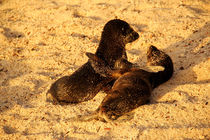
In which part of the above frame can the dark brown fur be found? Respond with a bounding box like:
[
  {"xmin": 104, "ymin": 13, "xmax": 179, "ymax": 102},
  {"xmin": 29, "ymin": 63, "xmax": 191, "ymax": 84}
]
[
  {"xmin": 46, "ymin": 19, "xmax": 139, "ymax": 104},
  {"xmin": 86, "ymin": 45, "xmax": 174, "ymax": 122}
]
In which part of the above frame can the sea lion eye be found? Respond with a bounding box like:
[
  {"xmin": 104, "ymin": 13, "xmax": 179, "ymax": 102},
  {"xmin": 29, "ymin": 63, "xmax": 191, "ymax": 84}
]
[{"xmin": 121, "ymin": 27, "xmax": 127, "ymax": 36}]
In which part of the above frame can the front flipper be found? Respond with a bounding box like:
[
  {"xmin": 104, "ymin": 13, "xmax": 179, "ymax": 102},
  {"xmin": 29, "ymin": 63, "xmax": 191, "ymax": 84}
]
[
  {"xmin": 86, "ymin": 52, "xmax": 113, "ymax": 77},
  {"xmin": 114, "ymin": 57, "xmax": 140, "ymax": 70},
  {"xmin": 86, "ymin": 52, "xmax": 136, "ymax": 79}
]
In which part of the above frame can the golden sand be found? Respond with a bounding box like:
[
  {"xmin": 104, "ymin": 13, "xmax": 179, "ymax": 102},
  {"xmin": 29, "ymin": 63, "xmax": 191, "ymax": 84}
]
[{"xmin": 0, "ymin": 0, "xmax": 209, "ymax": 139}]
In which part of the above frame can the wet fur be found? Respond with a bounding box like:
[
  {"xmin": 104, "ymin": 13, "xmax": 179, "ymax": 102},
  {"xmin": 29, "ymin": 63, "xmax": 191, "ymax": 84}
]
[
  {"xmin": 46, "ymin": 19, "xmax": 139, "ymax": 104},
  {"xmin": 86, "ymin": 45, "xmax": 174, "ymax": 122}
]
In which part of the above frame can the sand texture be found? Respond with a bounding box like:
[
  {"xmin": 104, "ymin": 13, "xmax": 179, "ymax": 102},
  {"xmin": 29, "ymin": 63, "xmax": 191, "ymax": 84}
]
[{"xmin": 0, "ymin": 0, "xmax": 210, "ymax": 139}]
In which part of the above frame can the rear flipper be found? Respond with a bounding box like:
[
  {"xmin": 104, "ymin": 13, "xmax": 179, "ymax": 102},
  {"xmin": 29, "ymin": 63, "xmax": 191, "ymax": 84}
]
[{"xmin": 67, "ymin": 110, "xmax": 99, "ymax": 122}]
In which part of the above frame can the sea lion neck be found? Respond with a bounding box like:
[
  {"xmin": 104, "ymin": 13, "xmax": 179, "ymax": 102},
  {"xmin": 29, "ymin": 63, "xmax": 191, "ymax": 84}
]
[
  {"xmin": 96, "ymin": 39, "xmax": 126, "ymax": 68},
  {"xmin": 149, "ymin": 55, "xmax": 174, "ymax": 89}
]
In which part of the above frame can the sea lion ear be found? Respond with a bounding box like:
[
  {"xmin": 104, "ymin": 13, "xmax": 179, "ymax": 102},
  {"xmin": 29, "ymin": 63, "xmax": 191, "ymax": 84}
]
[
  {"xmin": 147, "ymin": 45, "xmax": 158, "ymax": 52},
  {"xmin": 149, "ymin": 45, "xmax": 158, "ymax": 51},
  {"xmin": 147, "ymin": 45, "xmax": 158, "ymax": 57}
]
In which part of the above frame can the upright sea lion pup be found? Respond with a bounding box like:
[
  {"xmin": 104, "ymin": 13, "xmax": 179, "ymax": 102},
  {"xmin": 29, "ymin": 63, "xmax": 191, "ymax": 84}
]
[
  {"xmin": 86, "ymin": 45, "xmax": 174, "ymax": 122},
  {"xmin": 46, "ymin": 19, "xmax": 139, "ymax": 104}
]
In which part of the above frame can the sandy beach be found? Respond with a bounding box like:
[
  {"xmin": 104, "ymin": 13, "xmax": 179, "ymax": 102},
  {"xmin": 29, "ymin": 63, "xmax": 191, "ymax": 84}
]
[{"xmin": 0, "ymin": 0, "xmax": 209, "ymax": 139}]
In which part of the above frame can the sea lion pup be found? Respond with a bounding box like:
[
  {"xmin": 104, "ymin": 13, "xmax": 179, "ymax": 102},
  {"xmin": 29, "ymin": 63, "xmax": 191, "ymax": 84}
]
[
  {"xmin": 46, "ymin": 19, "xmax": 139, "ymax": 104},
  {"xmin": 79, "ymin": 45, "xmax": 174, "ymax": 122}
]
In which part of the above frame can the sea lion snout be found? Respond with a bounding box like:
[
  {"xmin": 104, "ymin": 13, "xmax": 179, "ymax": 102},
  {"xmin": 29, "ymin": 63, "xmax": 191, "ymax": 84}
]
[
  {"xmin": 46, "ymin": 91, "xmax": 59, "ymax": 105},
  {"xmin": 98, "ymin": 106, "xmax": 119, "ymax": 122},
  {"xmin": 131, "ymin": 31, "xmax": 139, "ymax": 41},
  {"xmin": 125, "ymin": 30, "xmax": 139, "ymax": 43}
]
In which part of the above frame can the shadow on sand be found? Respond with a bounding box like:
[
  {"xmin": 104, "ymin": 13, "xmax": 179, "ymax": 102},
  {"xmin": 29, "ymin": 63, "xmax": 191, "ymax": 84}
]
[{"xmin": 150, "ymin": 21, "xmax": 209, "ymax": 102}]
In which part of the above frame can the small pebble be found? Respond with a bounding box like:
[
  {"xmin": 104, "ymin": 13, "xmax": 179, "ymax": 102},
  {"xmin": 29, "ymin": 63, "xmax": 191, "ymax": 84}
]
[
  {"xmin": 179, "ymin": 66, "xmax": 184, "ymax": 70},
  {"xmin": 3, "ymin": 126, "xmax": 17, "ymax": 134}
]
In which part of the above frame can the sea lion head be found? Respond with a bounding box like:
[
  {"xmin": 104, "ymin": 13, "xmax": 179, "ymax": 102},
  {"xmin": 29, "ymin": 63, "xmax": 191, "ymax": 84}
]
[
  {"xmin": 147, "ymin": 45, "xmax": 170, "ymax": 66},
  {"xmin": 101, "ymin": 19, "xmax": 139, "ymax": 45},
  {"xmin": 98, "ymin": 91, "xmax": 132, "ymax": 122}
]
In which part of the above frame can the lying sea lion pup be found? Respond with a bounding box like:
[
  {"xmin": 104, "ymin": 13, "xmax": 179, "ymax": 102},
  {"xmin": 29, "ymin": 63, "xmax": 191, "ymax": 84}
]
[
  {"xmin": 83, "ymin": 45, "xmax": 174, "ymax": 122},
  {"xmin": 46, "ymin": 19, "xmax": 139, "ymax": 104}
]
